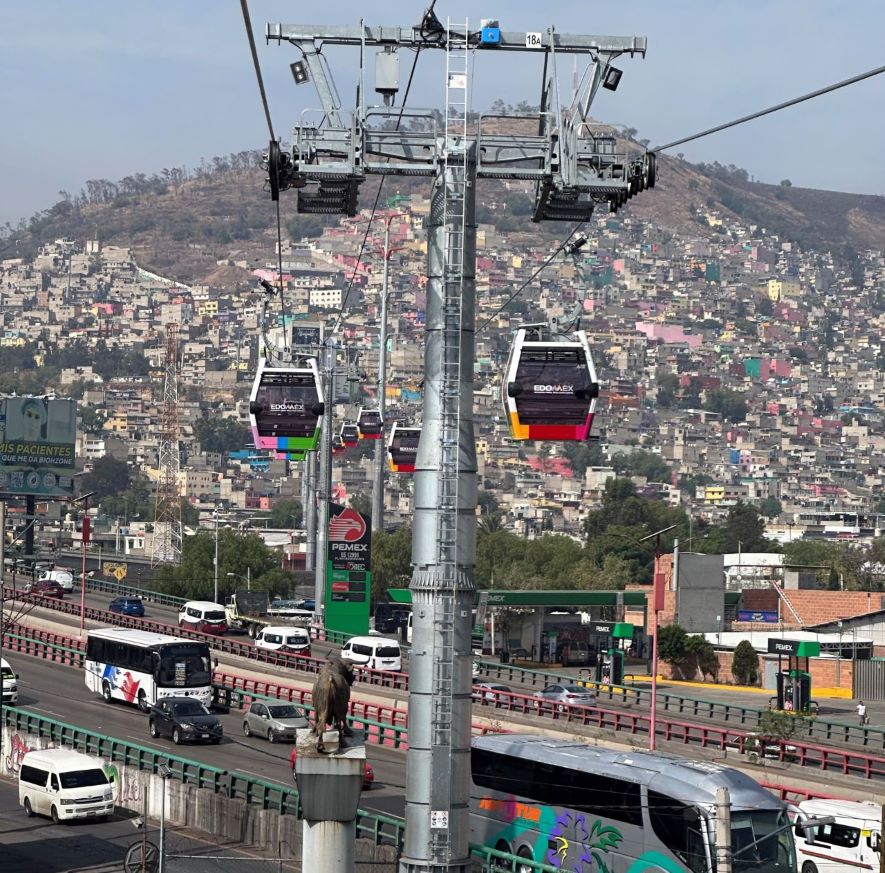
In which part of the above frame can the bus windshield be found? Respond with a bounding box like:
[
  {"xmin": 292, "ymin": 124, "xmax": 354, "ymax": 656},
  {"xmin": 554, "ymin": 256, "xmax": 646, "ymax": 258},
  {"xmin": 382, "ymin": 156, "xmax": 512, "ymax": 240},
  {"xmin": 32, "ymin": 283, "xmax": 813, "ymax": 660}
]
[
  {"xmin": 156, "ymin": 644, "xmax": 212, "ymax": 689},
  {"xmin": 731, "ymin": 810, "xmax": 795, "ymax": 873}
]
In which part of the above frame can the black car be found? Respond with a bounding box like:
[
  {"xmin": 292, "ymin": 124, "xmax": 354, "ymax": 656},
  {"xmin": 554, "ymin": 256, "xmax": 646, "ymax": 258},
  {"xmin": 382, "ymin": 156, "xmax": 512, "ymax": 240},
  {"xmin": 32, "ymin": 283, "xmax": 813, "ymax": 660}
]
[{"xmin": 149, "ymin": 697, "xmax": 222, "ymax": 745}]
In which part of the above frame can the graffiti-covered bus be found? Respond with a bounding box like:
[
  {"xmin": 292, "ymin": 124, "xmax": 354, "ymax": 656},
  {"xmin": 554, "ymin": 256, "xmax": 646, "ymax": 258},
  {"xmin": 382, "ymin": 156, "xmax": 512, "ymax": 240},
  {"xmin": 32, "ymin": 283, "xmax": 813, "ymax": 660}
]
[{"xmin": 471, "ymin": 734, "xmax": 796, "ymax": 873}]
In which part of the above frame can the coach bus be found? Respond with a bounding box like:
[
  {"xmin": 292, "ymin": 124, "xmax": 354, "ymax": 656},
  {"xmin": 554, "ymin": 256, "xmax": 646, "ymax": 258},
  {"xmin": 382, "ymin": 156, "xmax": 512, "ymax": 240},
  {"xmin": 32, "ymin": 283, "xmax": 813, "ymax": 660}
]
[
  {"xmin": 85, "ymin": 628, "xmax": 213, "ymax": 711},
  {"xmin": 471, "ymin": 734, "xmax": 796, "ymax": 873}
]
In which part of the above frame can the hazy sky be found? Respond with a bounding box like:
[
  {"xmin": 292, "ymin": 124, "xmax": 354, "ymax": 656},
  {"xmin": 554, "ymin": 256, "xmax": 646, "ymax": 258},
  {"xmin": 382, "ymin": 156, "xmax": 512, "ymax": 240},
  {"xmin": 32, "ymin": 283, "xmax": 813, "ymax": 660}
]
[{"xmin": 3, "ymin": 1, "xmax": 884, "ymax": 227}]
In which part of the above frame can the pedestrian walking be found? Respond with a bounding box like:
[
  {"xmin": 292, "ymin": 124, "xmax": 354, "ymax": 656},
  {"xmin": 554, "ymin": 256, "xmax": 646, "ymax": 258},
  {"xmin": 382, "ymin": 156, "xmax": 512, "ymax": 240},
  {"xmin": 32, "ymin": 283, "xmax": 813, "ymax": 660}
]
[{"xmin": 857, "ymin": 700, "xmax": 868, "ymax": 726}]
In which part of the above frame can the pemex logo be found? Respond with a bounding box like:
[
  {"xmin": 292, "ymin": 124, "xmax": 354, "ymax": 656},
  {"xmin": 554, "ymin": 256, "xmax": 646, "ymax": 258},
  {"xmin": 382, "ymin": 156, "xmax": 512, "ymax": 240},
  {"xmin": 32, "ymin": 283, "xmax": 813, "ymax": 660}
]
[{"xmin": 329, "ymin": 507, "xmax": 367, "ymax": 542}]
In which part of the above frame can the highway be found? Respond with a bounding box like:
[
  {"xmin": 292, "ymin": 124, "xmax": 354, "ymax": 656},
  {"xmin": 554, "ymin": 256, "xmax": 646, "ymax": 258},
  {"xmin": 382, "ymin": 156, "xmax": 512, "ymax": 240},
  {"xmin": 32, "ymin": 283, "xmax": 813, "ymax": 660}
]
[{"xmin": 3, "ymin": 652, "xmax": 408, "ymax": 821}]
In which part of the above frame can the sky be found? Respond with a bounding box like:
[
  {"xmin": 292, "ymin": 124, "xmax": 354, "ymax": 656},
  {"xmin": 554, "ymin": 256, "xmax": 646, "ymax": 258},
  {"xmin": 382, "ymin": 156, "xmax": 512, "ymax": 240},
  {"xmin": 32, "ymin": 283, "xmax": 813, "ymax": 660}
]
[{"xmin": 2, "ymin": 1, "xmax": 885, "ymax": 227}]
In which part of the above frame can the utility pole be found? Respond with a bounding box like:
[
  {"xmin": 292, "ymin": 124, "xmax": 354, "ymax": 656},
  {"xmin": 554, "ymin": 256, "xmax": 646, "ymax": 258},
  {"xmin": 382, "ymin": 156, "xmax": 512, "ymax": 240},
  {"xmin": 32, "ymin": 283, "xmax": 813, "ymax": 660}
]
[
  {"xmin": 314, "ymin": 340, "xmax": 336, "ymax": 623},
  {"xmin": 266, "ymin": 15, "xmax": 652, "ymax": 870},
  {"xmin": 715, "ymin": 786, "xmax": 732, "ymax": 873},
  {"xmin": 371, "ymin": 214, "xmax": 397, "ymax": 535}
]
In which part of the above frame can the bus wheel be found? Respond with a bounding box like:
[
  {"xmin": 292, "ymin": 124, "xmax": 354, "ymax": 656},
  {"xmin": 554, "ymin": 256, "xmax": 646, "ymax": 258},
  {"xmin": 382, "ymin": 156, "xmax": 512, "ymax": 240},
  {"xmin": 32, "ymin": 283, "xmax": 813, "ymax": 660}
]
[
  {"xmin": 492, "ymin": 841, "xmax": 512, "ymax": 872},
  {"xmin": 516, "ymin": 847, "xmax": 534, "ymax": 873},
  {"xmin": 137, "ymin": 691, "xmax": 149, "ymax": 712},
  {"xmin": 802, "ymin": 863, "xmax": 818, "ymax": 873},
  {"xmin": 102, "ymin": 682, "xmax": 113, "ymax": 704}
]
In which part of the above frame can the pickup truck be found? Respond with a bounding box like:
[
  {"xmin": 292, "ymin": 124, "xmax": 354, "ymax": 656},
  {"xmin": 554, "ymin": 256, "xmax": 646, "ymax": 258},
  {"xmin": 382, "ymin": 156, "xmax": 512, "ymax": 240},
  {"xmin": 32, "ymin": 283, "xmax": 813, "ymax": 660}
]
[{"xmin": 225, "ymin": 591, "xmax": 312, "ymax": 638}]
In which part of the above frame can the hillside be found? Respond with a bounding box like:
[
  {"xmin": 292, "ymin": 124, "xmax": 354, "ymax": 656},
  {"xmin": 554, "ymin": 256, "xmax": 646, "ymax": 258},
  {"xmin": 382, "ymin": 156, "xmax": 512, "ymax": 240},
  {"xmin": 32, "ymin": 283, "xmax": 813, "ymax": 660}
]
[{"xmin": 3, "ymin": 142, "xmax": 885, "ymax": 287}]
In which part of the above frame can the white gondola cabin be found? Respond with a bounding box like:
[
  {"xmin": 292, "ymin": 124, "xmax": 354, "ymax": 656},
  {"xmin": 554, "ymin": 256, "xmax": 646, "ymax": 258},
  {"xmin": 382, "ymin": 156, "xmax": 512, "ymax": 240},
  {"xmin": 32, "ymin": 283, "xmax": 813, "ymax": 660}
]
[
  {"xmin": 249, "ymin": 360, "xmax": 324, "ymax": 452},
  {"xmin": 503, "ymin": 329, "xmax": 600, "ymax": 440},
  {"xmin": 387, "ymin": 424, "xmax": 420, "ymax": 473},
  {"xmin": 357, "ymin": 407, "xmax": 383, "ymax": 440},
  {"xmin": 340, "ymin": 422, "xmax": 359, "ymax": 448}
]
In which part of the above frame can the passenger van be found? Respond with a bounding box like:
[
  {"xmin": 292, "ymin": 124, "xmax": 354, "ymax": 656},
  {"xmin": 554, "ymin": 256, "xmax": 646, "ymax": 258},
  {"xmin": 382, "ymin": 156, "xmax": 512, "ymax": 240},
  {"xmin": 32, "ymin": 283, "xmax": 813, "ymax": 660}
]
[
  {"xmin": 1, "ymin": 657, "xmax": 19, "ymax": 704},
  {"xmin": 794, "ymin": 798, "xmax": 881, "ymax": 873},
  {"xmin": 19, "ymin": 749, "xmax": 115, "ymax": 823},
  {"xmin": 254, "ymin": 625, "xmax": 311, "ymax": 656},
  {"xmin": 178, "ymin": 601, "xmax": 228, "ymax": 634},
  {"xmin": 340, "ymin": 636, "xmax": 402, "ymax": 671}
]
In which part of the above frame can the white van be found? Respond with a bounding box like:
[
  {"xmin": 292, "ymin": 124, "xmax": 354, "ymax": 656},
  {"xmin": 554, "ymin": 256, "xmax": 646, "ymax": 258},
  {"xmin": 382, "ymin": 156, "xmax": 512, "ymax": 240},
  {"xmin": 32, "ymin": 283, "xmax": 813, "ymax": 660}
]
[
  {"xmin": 1, "ymin": 657, "xmax": 18, "ymax": 704},
  {"xmin": 340, "ymin": 635, "xmax": 402, "ymax": 671},
  {"xmin": 254, "ymin": 626, "xmax": 311, "ymax": 656},
  {"xmin": 39, "ymin": 569, "xmax": 75, "ymax": 593},
  {"xmin": 794, "ymin": 798, "xmax": 882, "ymax": 873},
  {"xmin": 19, "ymin": 749, "xmax": 115, "ymax": 823},
  {"xmin": 178, "ymin": 600, "xmax": 228, "ymax": 635}
]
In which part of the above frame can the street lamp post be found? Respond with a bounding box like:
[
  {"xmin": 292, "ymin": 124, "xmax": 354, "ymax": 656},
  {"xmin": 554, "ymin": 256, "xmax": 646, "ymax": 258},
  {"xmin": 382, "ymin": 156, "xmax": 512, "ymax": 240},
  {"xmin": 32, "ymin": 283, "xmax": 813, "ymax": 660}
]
[
  {"xmin": 226, "ymin": 569, "xmax": 251, "ymax": 591},
  {"xmin": 213, "ymin": 507, "xmax": 219, "ymax": 605},
  {"xmin": 372, "ymin": 212, "xmax": 401, "ymax": 536},
  {"xmin": 158, "ymin": 763, "xmax": 173, "ymax": 873},
  {"xmin": 73, "ymin": 491, "xmax": 97, "ymax": 639},
  {"xmin": 637, "ymin": 524, "xmax": 678, "ymax": 754}
]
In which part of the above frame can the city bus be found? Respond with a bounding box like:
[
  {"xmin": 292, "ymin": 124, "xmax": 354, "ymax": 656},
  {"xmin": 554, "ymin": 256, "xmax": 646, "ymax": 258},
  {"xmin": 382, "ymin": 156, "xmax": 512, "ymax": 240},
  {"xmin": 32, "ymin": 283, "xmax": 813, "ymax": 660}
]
[
  {"xmin": 471, "ymin": 734, "xmax": 796, "ymax": 873},
  {"xmin": 85, "ymin": 628, "xmax": 213, "ymax": 711}
]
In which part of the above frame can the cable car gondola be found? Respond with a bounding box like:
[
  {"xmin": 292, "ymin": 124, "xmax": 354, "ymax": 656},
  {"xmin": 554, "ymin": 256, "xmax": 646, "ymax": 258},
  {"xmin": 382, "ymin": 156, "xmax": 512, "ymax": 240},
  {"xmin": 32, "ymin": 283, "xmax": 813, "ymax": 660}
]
[
  {"xmin": 387, "ymin": 423, "xmax": 421, "ymax": 473},
  {"xmin": 503, "ymin": 328, "xmax": 600, "ymax": 440},
  {"xmin": 249, "ymin": 359, "xmax": 324, "ymax": 453},
  {"xmin": 357, "ymin": 406, "xmax": 383, "ymax": 440},
  {"xmin": 331, "ymin": 434, "xmax": 345, "ymax": 456},
  {"xmin": 340, "ymin": 422, "xmax": 359, "ymax": 448}
]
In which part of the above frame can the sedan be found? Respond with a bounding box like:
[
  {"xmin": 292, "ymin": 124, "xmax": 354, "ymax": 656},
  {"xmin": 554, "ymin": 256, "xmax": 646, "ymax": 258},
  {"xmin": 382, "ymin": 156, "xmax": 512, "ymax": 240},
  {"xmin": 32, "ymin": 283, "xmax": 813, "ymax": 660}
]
[
  {"xmin": 149, "ymin": 697, "xmax": 223, "ymax": 745},
  {"xmin": 109, "ymin": 596, "xmax": 145, "ymax": 617},
  {"xmin": 472, "ymin": 682, "xmax": 512, "ymax": 704},
  {"xmin": 243, "ymin": 701, "xmax": 309, "ymax": 743},
  {"xmin": 290, "ymin": 746, "xmax": 374, "ymax": 789},
  {"xmin": 23, "ymin": 579, "xmax": 65, "ymax": 599},
  {"xmin": 533, "ymin": 683, "xmax": 597, "ymax": 712}
]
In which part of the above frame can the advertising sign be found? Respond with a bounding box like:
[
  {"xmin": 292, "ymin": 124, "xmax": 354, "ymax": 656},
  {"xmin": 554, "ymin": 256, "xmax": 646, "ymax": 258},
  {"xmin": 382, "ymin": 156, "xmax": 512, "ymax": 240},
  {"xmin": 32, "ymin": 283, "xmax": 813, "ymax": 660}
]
[
  {"xmin": 324, "ymin": 504, "xmax": 372, "ymax": 636},
  {"xmin": 0, "ymin": 396, "xmax": 77, "ymax": 497},
  {"xmin": 737, "ymin": 610, "xmax": 778, "ymax": 623}
]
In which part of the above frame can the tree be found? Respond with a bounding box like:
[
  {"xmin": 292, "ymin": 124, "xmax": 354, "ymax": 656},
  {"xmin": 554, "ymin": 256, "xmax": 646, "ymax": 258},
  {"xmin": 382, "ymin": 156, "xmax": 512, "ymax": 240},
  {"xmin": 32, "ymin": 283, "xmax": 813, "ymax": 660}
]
[
  {"xmin": 371, "ymin": 527, "xmax": 412, "ymax": 599},
  {"xmin": 758, "ymin": 497, "xmax": 782, "ymax": 519},
  {"xmin": 704, "ymin": 388, "xmax": 748, "ymax": 423},
  {"xmin": 80, "ymin": 456, "xmax": 130, "ymax": 501},
  {"xmin": 779, "ymin": 179, "xmax": 792, "ymax": 187},
  {"xmin": 348, "ymin": 492, "xmax": 372, "ymax": 518},
  {"xmin": 259, "ymin": 498, "xmax": 303, "ymax": 529},
  {"xmin": 656, "ymin": 623, "xmax": 688, "ymax": 679},
  {"xmin": 610, "ymin": 450, "xmax": 671, "ymax": 483},
  {"xmin": 700, "ymin": 502, "xmax": 774, "ymax": 554},
  {"xmin": 732, "ymin": 640, "xmax": 759, "ymax": 685},
  {"xmin": 193, "ymin": 417, "xmax": 251, "ymax": 453},
  {"xmin": 78, "ymin": 405, "xmax": 107, "ymax": 435},
  {"xmin": 685, "ymin": 635, "xmax": 718, "ymax": 681}
]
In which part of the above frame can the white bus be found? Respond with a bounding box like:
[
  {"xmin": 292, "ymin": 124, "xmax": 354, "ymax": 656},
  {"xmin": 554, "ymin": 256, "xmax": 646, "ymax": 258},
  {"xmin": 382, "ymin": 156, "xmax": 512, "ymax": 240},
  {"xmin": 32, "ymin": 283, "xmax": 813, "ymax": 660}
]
[
  {"xmin": 793, "ymin": 798, "xmax": 881, "ymax": 873},
  {"xmin": 471, "ymin": 734, "xmax": 797, "ymax": 873},
  {"xmin": 85, "ymin": 628, "xmax": 213, "ymax": 711}
]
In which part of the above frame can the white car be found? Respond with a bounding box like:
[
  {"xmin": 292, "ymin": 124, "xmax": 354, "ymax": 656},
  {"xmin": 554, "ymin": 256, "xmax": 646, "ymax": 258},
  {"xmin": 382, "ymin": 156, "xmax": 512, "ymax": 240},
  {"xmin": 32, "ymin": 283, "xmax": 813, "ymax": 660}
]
[
  {"xmin": 254, "ymin": 626, "xmax": 311, "ymax": 656},
  {"xmin": 39, "ymin": 569, "xmax": 75, "ymax": 593}
]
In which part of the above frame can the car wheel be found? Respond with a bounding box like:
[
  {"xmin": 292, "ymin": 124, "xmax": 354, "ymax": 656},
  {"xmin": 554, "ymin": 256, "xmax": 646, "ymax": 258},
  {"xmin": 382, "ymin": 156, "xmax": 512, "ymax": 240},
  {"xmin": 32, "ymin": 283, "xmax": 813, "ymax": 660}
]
[
  {"xmin": 23, "ymin": 797, "xmax": 34, "ymax": 817},
  {"xmin": 267, "ymin": 729, "xmax": 276, "ymax": 744},
  {"xmin": 802, "ymin": 862, "xmax": 818, "ymax": 873},
  {"xmin": 557, "ymin": 703, "xmax": 566, "ymax": 714},
  {"xmin": 172, "ymin": 727, "xmax": 182, "ymax": 745},
  {"xmin": 102, "ymin": 681, "xmax": 113, "ymax": 704},
  {"xmin": 50, "ymin": 805, "xmax": 60, "ymax": 825},
  {"xmin": 137, "ymin": 691, "xmax": 149, "ymax": 713},
  {"xmin": 243, "ymin": 721, "xmax": 251, "ymax": 737}
]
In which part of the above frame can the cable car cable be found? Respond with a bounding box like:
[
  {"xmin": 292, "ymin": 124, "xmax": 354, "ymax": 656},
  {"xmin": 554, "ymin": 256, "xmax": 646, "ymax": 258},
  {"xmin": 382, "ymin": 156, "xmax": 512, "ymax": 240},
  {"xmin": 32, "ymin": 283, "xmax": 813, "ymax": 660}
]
[
  {"xmin": 476, "ymin": 222, "xmax": 586, "ymax": 335},
  {"xmin": 239, "ymin": 0, "xmax": 289, "ymax": 349},
  {"xmin": 653, "ymin": 61, "xmax": 885, "ymax": 153}
]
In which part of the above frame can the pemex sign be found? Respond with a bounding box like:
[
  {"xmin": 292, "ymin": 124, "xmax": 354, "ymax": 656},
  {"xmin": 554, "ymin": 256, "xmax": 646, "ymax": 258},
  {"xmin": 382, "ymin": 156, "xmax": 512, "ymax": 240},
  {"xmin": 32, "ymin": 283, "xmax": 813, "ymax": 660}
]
[{"xmin": 324, "ymin": 503, "xmax": 371, "ymax": 636}]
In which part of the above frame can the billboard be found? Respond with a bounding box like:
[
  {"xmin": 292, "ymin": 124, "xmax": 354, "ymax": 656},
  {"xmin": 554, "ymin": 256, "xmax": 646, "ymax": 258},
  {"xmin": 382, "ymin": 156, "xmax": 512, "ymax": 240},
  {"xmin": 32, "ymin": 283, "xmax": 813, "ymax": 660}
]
[
  {"xmin": 0, "ymin": 396, "xmax": 77, "ymax": 497},
  {"xmin": 324, "ymin": 503, "xmax": 371, "ymax": 637}
]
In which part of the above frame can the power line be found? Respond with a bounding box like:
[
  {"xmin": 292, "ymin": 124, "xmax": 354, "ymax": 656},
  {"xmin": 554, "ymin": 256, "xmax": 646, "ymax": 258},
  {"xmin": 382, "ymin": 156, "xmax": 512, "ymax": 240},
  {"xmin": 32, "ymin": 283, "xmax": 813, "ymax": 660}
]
[
  {"xmin": 653, "ymin": 61, "xmax": 885, "ymax": 153},
  {"xmin": 476, "ymin": 222, "xmax": 586, "ymax": 335}
]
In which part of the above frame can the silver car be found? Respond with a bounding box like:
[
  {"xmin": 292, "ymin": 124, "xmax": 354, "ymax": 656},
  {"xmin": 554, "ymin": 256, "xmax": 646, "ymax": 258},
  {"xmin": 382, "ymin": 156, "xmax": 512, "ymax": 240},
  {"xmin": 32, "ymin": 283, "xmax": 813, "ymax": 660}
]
[
  {"xmin": 242, "ymin": 701, "xmax": 309, "ymax": 743},
  {"xmin": 533, "ymin": 683, "xmax": 596, "ymax": 712}
]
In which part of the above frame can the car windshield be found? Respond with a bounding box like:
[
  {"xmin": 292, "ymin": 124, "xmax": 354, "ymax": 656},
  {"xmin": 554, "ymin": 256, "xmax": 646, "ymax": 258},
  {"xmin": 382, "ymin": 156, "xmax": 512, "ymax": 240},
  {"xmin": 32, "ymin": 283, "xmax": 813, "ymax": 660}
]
[
  {"xmin": 563, "ymin": 685, "xmax": 588, "ymax": 693},
  {"xmin": 1, "ymin": 667, "xmax": 14, "ymax": 680},
  {"xmin": 171, "ymin": 700, "xmax": 208, "ymax": 717},
  {"xmin": 269, "ymin": 705, "xmax": 302, "ymax": 719},
  {"xmin": 60, "ymin": 769, "xmax": 109, "ymax": 789},
  {"xmin": 731, "ymin": 809, "xmax": 795, "ymax": 873}
]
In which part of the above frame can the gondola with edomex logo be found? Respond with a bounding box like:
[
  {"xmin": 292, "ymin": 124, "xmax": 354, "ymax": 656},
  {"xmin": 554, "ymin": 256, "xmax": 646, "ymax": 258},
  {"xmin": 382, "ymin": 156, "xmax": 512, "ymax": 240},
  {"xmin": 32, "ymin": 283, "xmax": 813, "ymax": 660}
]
[
  {"xmin": 387, "ymin": 423, "xmax": 420, "ymax": 473},
  {"xmin": 249, "ymin": 359, "xmax": 324, "ymax": 453}
]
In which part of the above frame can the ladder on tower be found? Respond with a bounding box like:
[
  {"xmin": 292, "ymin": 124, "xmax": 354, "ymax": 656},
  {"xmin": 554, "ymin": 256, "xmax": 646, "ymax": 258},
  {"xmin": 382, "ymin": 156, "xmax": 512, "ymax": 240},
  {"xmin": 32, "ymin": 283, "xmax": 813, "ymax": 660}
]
[{"xmin": 430, "ymin": 18, "xmax": 470, "ymax": 863}]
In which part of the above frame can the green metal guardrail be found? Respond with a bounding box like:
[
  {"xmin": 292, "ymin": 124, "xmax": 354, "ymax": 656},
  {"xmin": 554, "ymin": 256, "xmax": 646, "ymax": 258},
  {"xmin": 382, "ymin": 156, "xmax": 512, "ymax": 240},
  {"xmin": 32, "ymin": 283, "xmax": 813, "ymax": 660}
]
[
  {"xmin": 84, "ymin": 575, "xmax": 187, "ymax": 608},
  {"xmin": 1, "ymin": 706, "xmax": 554, "ymax": 871}
]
